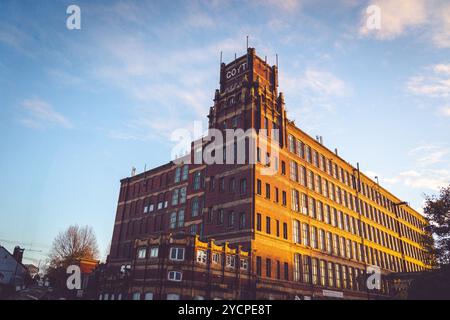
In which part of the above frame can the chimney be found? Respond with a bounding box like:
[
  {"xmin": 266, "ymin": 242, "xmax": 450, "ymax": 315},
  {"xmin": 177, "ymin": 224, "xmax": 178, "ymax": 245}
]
[
  {"xmin": 13, "ymin": 246, "xmax": 24, "ymax": 264},
  {"xmin": 334, "ymin": 148, "xmax": 338, "ymax": 156}
]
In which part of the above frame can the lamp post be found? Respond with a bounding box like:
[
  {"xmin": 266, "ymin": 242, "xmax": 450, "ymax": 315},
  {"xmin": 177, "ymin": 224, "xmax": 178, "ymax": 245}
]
[{"xmin": 392, "ymin": 202, "xmax": 409, "ymax": 273}]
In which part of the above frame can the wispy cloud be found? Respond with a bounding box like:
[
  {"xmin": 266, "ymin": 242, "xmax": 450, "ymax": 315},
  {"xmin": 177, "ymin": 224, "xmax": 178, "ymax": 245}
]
[
  {"xmin": 380, "ymin": 144, "xmax": 450, "ymax": 191},
  {"xmin": 359, "ymin": 0, "xmax": 428, "ymax": 40},
  {"xmin": 358, "ymin": 0, "xmax": 450, "ymax": 48},
  {"xmin": 0, "ymin": 23, "xmax": 36, "ymax": 57},
  {"xmin": 406, "ymin": 64, "xmax": 450, "ymax": 98},
  {"xmin": 280, "ymin": 68, "xmax": 351, "ymax": 131},
  {"xmin": 255, "ymin": 0, "xmax": 302, "ymax": 12},
  {"xmin": 438, "ymin": 106, "xmax": 450, "ymax": 117},
  {"xmin": 431, "ymin": 2, "xmax": 450, "ymax": 48},
  {"xmin": 433, "ymin": 64, "xmax": 450, "ymax": 74},
  {"xmin": 296, "ymin": 69, "xmax": 350, "ymax": 97},
  {"xmin": 385, "ymin": 169, "xmax": 450, "ymax": 191},
  {"xmin": 87, "ymin": 28, "xmax": 246, "ymax": 141},
  {"xmin": 20, "ymin": 98, "xmax": 72, "ymax": 129},
  {"xmin": 409, "ymin": 144, "xmax": 450, "ymax": 166},
  {"xmin": 185, "ymin": 11, "xmax": 215, "ymax": 28}
]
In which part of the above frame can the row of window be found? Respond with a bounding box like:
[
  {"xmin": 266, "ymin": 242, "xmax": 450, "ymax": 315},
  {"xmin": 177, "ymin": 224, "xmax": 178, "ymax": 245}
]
[
  {"xmin": 196, "ymin": 250, "xmax": 249, "ymax": 270},
  {"xmin": 292, "ymin": 254, "xmax": 377, "ymax": 292},
  {"xmin": 287, "ymin": 161, "xmax": 424, "ymax": 237},
  {"xmin": 103, "ymin": 291, "xmax": 218, "ymax": 300},
  {"xmin": 256, "ymin": 179, "xmax": 287, "ymax": 205},
  {"xmin": 136, "ymin": 246, "xmax": 184, "ymax": 261},
  {"xmin": 132, "ymin": 166, "xmax": 201, "ymax": 217},
  {"xmin": 253, "ymin": 209, "xmax": 425, "ymax": 271},
  {"xmin": 256, "ymin": 213, "xmax": 288, "ymax": 239},
  {"xmin": 120, "ymin": 165, "xmax": 189, "ymax": 202},
  {"xmin": 99, "ymin": 292, "xmax": 187, "ymax": 301},
  {"xmin": 143, "ymin": 187, "xmax": 186, "ymax": 213},
  {"xmin": 256, "ymin": 256, "xmax": 290, "ymax": 280},
  {"xmin": 140, "ymin": 186, "xmax": 187, "ymax": 214},
  {"xmin": 287, "ymin": 134, "xmax": 424, "ymax": 230},
  {"xmin": 255, "ymin": 177, "xmax": 426, "ymax": 263},
  {"xmin": 137, "ymin": 246, "xmax": 248, "ymax": 271},
  {"xmin": 209, "ymin": 176, "xmax": 247, "ymax": 195},
  {"xmin": 291, "ymin": 190, "xmax": 426, "ymax": 263},
  {"xmin": 291, "ymin": 220, "xmax": 412, "ymax": 273},
  {"xmin": 206, "ymin": 209, "xmax": 247, "ymax": 229},
  {"xmin": 128, "ymin": 205, "xmax": 203, "ymax": 237}
]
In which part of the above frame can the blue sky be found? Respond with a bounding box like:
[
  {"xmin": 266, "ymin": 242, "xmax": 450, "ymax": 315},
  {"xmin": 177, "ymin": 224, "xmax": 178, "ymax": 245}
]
[{"xmin": 0, "ymin": 0, "xmax": 449, "ymax": 266}]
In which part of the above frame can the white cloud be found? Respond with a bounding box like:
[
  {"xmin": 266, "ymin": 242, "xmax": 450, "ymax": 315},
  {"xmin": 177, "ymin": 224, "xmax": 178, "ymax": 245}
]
[
  {"xmin": 406, "ymin": 64, "xmax": 450, "ymax": 98},
  {"xmin": 438, "ymin": 106, "xmax": 450, "ymax": 117},
  {"xmin": 433, "ymin": 64, "xmax": 450, "ymax": 74},
  {"xmin": 256, "ymin": 0, "xmax": 302, "ymax": 11},
  {"xmin": 431, "ymin": 3, "xmax": 450, "ymax": 48},
  {"xmin": 381, "ymin": 144, "xmax": 450, "ymax": 192},
  {"xmin": 20, "ymin": 98, "xmax": 72, "ymax": 129},
  {"xmin": 282, "ymin": 68, "xmax": 350, "ymax": 97},
  {"xmin": 185, "ymin": 12, "xmax": 215, "ymax": 28},
  {"xmin": 409, "ymin": 144, "xmax": 450, "ymax": 166},
  {"xmin": 279, "ymin": 68, "xmax": 351, "ymax": 132},
  {"xmin": 87, "ymin": 29, "xmax": 248, "ymax": 141},
  {"xmin": 359, "ymin": 0, "xmax": 428, "ymax": 40},
  {"xmin": 388, "ymin": 169, "xmax": 450, "ymax": 191},
  {"xmin": 362, "ymin": 170, "xmax": 382, "ymax": 183},
  {"xmin": 0, "ymin": 23, "xmax": 38, "ymax": 58},
  {"xmin": 359, "ymin": 0, "xmax": 450, "ymax": 48}
]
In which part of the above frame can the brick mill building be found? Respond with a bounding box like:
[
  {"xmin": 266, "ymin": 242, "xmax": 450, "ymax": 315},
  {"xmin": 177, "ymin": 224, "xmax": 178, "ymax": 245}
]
[{"xmin": 98, "ymin": 48, "xmax": 431, "ymax": 300}]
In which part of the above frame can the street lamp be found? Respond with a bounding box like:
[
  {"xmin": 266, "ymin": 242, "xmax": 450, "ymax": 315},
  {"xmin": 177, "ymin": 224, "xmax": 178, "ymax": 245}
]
[
  {"xmin": 393, "ymin": 201, "xmax": 409, "ymax": 207},
  {"xmin": 392, "ymin": 201, "xmax": 409, "ymax": 273}
]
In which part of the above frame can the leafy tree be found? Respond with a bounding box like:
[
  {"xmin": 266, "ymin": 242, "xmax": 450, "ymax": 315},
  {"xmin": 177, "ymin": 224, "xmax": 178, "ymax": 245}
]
[
  {"xmin": 423, "ymin": 186, "xmax": 450, "ymax": 266},
  {"xmin": 407, "ymin": 186, "xmax": 450, "ymax": 299}
]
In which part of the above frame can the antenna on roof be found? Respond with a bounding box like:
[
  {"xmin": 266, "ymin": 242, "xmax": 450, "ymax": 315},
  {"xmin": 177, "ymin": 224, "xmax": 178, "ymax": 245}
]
[
  {"xmin": 220, "ymin": 51, "xmax": 223, "ymax": 65},
  {"xmin": 246, "ymin": 35, "xmax": 249, "ymax": 49},
  {"xmin": 276, "ymin": 54, "xmax": 278, "ymax": 68}
]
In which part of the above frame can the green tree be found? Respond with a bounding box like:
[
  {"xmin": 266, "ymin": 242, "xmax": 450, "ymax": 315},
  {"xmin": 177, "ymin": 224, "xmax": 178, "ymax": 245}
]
[
  {"xmin": 406, "ymin": 187, "xmax": 450, "ymax": 299},
  {"xmin": 423, "ymin": 186, "xmax": 450, "ymax": 266}
]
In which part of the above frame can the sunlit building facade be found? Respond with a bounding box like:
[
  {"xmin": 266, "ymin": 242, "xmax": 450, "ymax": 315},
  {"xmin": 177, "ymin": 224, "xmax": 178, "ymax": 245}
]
[{"xmin": 100, "ymin": 48, "xmax": 431, "ymax": 300}]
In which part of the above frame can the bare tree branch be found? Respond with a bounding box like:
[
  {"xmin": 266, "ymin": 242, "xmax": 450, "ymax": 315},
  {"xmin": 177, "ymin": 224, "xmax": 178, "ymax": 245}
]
[{"xmin": 48, "ymin": 225, "xmax": 99, "ymax": 268}]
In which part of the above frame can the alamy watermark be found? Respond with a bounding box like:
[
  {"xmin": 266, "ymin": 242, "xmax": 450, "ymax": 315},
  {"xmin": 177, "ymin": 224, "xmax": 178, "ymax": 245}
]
[
  {"xmin": 66, "ymin": 265, "xmax": 81, "ymax": 290},
  {"xmin": 66, "ymin": 5, "xmax": 81, "ymax": 30},
  {"xmin": 366, "ymin": 265, "xmax": 381, "ymax": 290},
  {"xmin": 171, "ymin": 121, "xmax": 280, "ymax": 176},
  {"xmin": 366, "ymin": 4, "xmax": 381, "ymax": 31}
]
